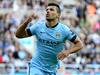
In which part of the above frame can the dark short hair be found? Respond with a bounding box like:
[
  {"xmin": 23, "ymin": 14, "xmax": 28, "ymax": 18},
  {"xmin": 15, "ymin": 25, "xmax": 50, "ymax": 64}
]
[{"xmin": 47, "ymin": 3, "xmax": 61, "ymax": 14}]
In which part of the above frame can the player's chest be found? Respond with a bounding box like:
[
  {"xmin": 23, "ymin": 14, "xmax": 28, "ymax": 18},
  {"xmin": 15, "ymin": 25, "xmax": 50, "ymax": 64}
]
[{"xmin": 36, "ymin": 28, "xmax": 64, "ymax": 42}]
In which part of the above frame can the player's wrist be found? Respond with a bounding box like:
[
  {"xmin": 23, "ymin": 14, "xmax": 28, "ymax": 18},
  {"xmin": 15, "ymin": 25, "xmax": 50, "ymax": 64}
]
[
  {"xmin": 27, "ymin": 17, "xmax": 33, "ymax": 22},
  {"xmin": 23, "ymin": 17, "xmax": 32, "ymax": 25},
  {"xmin": 62, "ymin": 50, "xmax": 70, "ymax": 57},
  {"xmin": 66, "ymin": 50, "xmax": 71, "ymax": 55}
]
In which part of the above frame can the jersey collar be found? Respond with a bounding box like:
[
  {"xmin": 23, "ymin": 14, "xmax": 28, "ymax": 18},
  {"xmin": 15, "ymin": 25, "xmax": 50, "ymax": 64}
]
[{"xmin": 46, "ymin": 22, "xmax": 59, "ymax": 28}]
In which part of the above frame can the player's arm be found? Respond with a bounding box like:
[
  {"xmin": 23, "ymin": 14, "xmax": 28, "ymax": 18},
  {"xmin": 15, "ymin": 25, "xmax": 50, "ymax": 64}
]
[
  {"xmin": 67, "ymin": 36, "xmax": 83, "ymax": 54},
  {"xmin": 15, "ymin": 14, "xmax": 34, "ymax": 38},
  {"xmin": 57, "ymin": 36, "xmax": 83, "ymax": 60}
]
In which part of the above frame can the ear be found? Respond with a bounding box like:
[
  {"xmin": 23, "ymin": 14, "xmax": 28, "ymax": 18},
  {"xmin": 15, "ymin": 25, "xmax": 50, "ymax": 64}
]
[{"xmin": 57, "ymin": 14, "xmax": 60, "ymax": 18}]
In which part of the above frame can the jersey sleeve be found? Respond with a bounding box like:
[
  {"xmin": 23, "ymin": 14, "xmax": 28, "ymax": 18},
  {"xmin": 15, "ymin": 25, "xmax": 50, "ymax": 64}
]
[
  {"xmin": 26, "ymin": 22, "xmax": 38, "ymax": 36},
  {"xmin": 64, "ymin": 26, "xmax": 77, "ymax": 42}
]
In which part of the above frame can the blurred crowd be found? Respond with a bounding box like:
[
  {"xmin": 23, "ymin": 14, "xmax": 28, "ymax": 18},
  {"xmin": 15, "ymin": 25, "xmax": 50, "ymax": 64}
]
[{"xmin": 0, "ymin": 0, "xmax": 100, "ymax": 74}]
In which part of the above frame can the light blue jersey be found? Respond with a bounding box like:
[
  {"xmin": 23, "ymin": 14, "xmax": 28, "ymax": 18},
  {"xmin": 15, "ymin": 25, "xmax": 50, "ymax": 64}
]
[{"xmin": 26, "ymin": 21, "xmax": 76, "ymax": 73}]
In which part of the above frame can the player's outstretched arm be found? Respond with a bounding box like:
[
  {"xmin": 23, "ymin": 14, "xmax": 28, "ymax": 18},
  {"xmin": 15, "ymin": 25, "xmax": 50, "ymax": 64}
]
[{"xmin": 15, "ymin": 14, "xmax": 34, "ymax": 38}]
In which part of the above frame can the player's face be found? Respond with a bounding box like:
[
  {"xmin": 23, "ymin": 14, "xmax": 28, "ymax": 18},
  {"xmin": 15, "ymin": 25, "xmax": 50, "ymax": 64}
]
[{"xmin": 46, "ymin": 6, "xmax": 60, "ymax": 21}]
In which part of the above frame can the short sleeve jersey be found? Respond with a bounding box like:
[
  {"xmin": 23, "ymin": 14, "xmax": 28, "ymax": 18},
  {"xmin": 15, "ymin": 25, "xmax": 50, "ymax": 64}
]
[{"xmin": 26, "ymin": 21, "xmax": 76, "ymax": 72}]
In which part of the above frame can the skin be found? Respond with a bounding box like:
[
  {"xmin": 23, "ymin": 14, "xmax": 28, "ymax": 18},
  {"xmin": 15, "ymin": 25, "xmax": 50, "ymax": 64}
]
[
  {"xmin": 15, "ymin": 5, "xmax": 83, "ymax": 60},
  {"xmin": 46, "ymin": 6, "xmax": 60, "ymax": 27}
]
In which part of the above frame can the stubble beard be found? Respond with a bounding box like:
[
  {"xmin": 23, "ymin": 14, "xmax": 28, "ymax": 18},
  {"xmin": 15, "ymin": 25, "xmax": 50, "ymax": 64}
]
[{"xmin": 46, "ymin": 17, "xmax": 55, "ymax": 22}]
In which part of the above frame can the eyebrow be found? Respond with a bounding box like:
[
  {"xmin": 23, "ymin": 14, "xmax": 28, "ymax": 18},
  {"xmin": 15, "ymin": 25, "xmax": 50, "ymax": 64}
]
[
  {"xmin": 46, "ymin": 7, "xmax": 55, "ymax": 11},
  {"xmin": 46, "ymin": 8, "xmax": 54, "ymax": 10}
]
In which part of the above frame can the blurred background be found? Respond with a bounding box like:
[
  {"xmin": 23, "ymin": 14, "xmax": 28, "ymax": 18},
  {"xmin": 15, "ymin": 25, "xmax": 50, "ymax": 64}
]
[{"xmin": 0, "ymin": 0, "xmax": 100, "ymax": 75}]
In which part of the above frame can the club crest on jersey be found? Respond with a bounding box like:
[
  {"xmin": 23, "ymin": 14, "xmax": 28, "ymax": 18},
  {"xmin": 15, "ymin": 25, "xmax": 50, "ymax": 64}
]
[{"xmin": 55, "ymin": 32, "xmax": 61, "ymax": 38}]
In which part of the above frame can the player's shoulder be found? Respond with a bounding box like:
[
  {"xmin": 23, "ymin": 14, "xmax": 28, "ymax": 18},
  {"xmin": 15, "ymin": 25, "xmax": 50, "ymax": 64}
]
[{"xmin": 59, "ymin": 22, "xmax": 70, "ymax": 30}]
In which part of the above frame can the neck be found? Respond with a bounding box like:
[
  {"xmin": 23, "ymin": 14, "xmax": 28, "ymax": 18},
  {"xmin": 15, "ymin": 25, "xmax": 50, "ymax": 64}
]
[{"xmin": 46, "ymin": 19, "xmax": 59, "ymax": 28}]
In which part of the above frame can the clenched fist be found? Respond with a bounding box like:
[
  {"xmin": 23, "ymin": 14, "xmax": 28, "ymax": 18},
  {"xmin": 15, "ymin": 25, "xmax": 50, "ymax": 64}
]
[{"xmin": 27, "ymin": 13, "xmax": 38, "ymax": 22}]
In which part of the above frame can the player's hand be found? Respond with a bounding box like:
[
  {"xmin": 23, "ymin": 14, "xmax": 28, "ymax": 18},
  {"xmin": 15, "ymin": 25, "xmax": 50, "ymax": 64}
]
[
  {"xmin": 28, "ymin": 13, "xmax": 35, "ymax": 20},
  {"xmin": 57, "ymin": 50, "xmax": 70, "ymax": 60},
  {"xmin": 28, "ymin": 13, "xmax": 38, "ymax": 22}
]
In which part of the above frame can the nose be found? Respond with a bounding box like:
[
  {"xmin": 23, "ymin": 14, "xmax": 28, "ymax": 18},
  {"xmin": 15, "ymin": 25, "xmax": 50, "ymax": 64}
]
[
  {"xmin": 47, "ymin": 10, "xmax": 49, "ymax": 14},
  {"xmin": 46, "ymin": 9, "xmax": 50, "ymax": 13}
]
